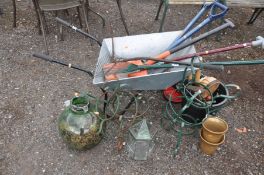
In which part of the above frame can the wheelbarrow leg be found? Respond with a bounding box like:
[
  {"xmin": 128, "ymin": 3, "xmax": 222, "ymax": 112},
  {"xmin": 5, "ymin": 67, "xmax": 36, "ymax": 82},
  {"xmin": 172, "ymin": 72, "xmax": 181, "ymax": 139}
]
[
  {"xmin": 32, "ymin": 0, "xmax": 42, "ymax": 34},
  {"xmin": 35, "ymin": 0, "xmax": 49, "ymax": 54},
  {"xmin": 155, "ymin": 0, "xmax": 164, "ymax": 20},
  {"xmin": 77, "ymin": 6, "xmax": 83, "ymax": 28},
  {"xmin": 116, "ymin": 0, "xmax": 129, "ymax": 35},
  {"xmin": 247, "ymin": 8, "xmax": 263, "ymax": 25}
]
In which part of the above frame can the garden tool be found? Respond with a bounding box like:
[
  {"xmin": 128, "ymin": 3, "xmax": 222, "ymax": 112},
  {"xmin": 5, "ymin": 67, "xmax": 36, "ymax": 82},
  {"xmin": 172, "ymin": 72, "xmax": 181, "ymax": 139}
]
[
  {"xmin": 103, "ymin": 19, "xmax": 234, "ymax": 81},
  {"xmin": 116, "ymin": 57, "xmax": 264, "ymax": 68},
  {"xmin": 171, "ymin": 36, "xmax": 264, "ymax": 61},
  {"xmin": 32, "ymin": 53, "xmax": 111, "ymax": 113},
  {"xmin": 207, "ymin": 59, "xmax": 264, "ymax": 66},
  {"xmin": 137, "ymin": 35, "xmax": 264, "ymax": 78},
  {"xmin": 118, "ymin": 62, "xmax": 224, "ymax": 73},
  {"xmin": 167, "ymin": 1, "xmax": 228, "ymax": 50}
]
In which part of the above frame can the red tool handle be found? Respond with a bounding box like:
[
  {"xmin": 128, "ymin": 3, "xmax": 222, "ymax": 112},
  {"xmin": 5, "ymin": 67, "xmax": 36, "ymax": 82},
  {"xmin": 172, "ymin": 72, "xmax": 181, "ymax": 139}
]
[{"xmin": 173, "ymin": 42, "xmax": 253, "ymax": 61}]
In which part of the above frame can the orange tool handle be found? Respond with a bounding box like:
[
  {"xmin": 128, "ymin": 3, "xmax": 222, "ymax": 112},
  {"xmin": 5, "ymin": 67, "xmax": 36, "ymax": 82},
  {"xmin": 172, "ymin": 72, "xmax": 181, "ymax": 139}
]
[
  {"xmin": 128, "ymin": 51, "xmax": 171, "ymax": 77},
  {"xmin": 145, "ymin": 51, "xmax": 171, "ymax": 65}
]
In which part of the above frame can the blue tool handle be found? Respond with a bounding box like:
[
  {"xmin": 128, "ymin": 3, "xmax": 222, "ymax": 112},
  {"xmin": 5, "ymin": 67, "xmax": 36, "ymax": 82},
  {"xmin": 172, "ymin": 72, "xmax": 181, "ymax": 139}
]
[
  {"xmin": 168, "ymin": 3, "xmax": 228, "ymax": 50},
  {"xmin": 209, "ymin": 1, "xmax": 228, "ymax": 20},
  {"xmin": 168, "ymin": 1, "xmax": 228, "ymax": 50},
  {"xmin": 182, "ymin": 5, "xmax": 208, "ymax": 36},
  {"xmin": 168, "ymin": 18, "xmax": 211, "ymax": 50},
  {"xmin": 168, "ymin": 4, "xmax": 209, "ymax": 50}
]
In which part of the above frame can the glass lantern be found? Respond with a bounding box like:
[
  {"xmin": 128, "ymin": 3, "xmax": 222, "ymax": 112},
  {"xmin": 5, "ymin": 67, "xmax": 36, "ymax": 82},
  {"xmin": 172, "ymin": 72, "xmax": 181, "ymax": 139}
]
[{"xmin": 127, "ymin": 119, "xmax": 155, "ymax": 160}]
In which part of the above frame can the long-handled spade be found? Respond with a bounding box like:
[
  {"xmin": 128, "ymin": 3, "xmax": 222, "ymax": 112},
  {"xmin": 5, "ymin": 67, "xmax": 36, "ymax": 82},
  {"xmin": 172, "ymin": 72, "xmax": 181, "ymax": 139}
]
[
  {"xmin": 171, "ymin": 36, "xmax": 264, "ymax": 61},
  {"xmin": 166, "ymin": 1, "xmax": 228, "ymax": 50}
]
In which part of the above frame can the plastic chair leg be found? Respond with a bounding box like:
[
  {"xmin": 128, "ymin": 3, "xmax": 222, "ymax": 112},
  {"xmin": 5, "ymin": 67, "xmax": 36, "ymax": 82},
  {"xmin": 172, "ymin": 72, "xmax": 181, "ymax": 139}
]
[
  {"xmin": 54, "ymin": 11, "xmax": 64, "ymax": 41},
  {"xmin": 38, "ymin": 11, "xmax": 49, "ymax": 54},
  {"xmin": 85, "ymin": 0, "xmax": 105, "ymax": 27},
  {"xmin": 77, "ymin": 6, "xmax": 83, "ymax": 28},
  {"xmin": 81, "ymin": 0, "xmax": 93, "ymax": 45},
  {"xmin": 12, "ymin": 0, "xmax": 16, "ymax": 28},
  {"xmin": 32, "ymin": 0, "xmax": 41, "ymax": 34},
  {"xmin": 34, "ymin": 0, "xmax": 48, "ymax": 54},
  {"xmin": 247, "ymin": 8, "xmax": 263, "ymax": 25},
  {"xmin": 116, "ymin": 0, "xmax": 129, "ymax": 35},
  {"xmin": 155, "ymin": 0, "xmax": 164, "ymax": 20},
  {"xmin": 159, "ymin": 1, "xmax": 169, "ymax": 32},
  {"xmin": 86, "ymin": 6, "xmax": 106, "ymax": 27},
  {"xmin": 59, "ymin": 24, "xmax": 64, "ymax": 41}
]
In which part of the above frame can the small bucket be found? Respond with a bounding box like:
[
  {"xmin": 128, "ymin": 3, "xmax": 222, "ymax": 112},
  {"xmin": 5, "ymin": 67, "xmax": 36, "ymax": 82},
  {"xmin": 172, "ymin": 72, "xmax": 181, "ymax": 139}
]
[
  {"xmin": 209, "ymin": 83, "xmax": 229, "ymax": 114},
  {"xmin": 202, "ymin": 117, "xmax": 228, "ymax": 143},
  {"xmin": 200, "ymin": 130, "xmax": 225, "ymax": 155},
  {"xmin": 182, "ymin": 104, "xmax": 207, "ymax": 125},
  {"xmin": 181, "ymin": 83, "xmax": 229, "ymax": 124}
]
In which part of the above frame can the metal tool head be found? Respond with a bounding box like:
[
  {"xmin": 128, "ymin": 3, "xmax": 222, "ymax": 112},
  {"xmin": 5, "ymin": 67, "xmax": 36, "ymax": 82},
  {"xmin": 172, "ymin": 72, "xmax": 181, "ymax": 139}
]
[
  {"xmin": 224, "ymin": 19, "xmax": 235, "ymax": 28},
  {"xmin": 252, "ymin": 36, "xmax": 264, "ymax": 49}
]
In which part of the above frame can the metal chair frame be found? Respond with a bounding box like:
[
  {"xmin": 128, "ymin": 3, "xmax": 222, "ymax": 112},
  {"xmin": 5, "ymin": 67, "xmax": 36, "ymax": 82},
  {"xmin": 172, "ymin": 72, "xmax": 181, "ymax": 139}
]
[
  {"xmin": 12, "ymin": 0, "xmax": 128, "ymax": 37},
  {"xmin": 34, "ymin": 0, "xmax": 91, "ymax": 54},
  {"xmin": 247, "ymin": 8, "xmax": 264, "ymax": 24}
]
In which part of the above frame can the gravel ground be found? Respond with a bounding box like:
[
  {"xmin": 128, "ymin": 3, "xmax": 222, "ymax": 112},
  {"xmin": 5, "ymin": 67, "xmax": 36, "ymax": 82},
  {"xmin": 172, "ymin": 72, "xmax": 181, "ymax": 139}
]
[{"xmin": 0, "ymin": 0, "xmax": 264, "ymax": 174}]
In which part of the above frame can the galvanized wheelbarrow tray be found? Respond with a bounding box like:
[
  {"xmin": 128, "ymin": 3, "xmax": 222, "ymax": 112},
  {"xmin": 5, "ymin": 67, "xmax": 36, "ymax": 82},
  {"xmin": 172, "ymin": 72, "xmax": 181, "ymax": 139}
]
[
  {"xmin": 51, "ymin": 17, "xmax": 234, "ymax": 91},
  {"xmin": 93, "ymin": 31, "xmax": 198, "ymax": 90}
]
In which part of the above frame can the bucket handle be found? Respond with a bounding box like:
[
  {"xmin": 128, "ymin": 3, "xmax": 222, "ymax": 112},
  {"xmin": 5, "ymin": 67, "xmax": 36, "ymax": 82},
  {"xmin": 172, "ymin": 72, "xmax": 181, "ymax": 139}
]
[{"xmin": 215, "ymin": 84, "xmax": 241, "ymax": 100}]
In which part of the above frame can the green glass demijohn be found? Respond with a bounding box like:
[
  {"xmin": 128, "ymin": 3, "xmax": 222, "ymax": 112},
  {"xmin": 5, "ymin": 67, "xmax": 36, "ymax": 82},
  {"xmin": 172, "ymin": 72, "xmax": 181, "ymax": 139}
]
[{"xmin": 58, "ymin": 95, "xmax": 104, "ymax": 150}]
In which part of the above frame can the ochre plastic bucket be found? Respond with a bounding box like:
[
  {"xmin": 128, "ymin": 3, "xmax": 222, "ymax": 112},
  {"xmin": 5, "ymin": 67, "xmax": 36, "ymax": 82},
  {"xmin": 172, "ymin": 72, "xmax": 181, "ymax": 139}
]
[
  {"xmin": 202, "ymin": 117, "xmax": 228, "ymax": 143},
  {"xmin": 200, "ymin": 130, "xmax": 225, "ymax": 155}
]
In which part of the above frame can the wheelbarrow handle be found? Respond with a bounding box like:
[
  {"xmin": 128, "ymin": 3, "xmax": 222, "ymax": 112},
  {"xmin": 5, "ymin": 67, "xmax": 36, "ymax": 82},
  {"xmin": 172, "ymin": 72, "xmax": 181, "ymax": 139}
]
[
  {"xmin": 55, "ymin": 17, "xmax": 102, "ymax": 47},
  {"xmin": 32, "ymin": 53, "xmax": 94, "ymax": 78},
  {"xmin": 33, "ymin": 53, "xmax": 55, "ymax": 63},
  {"xmin": 209, "ymin": 1, "xmax": 229, "ymax": 20},
  {"xmin": 56, "ymin": 17, "xmax": 71, "ymax": 28}
]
